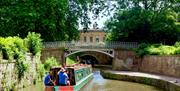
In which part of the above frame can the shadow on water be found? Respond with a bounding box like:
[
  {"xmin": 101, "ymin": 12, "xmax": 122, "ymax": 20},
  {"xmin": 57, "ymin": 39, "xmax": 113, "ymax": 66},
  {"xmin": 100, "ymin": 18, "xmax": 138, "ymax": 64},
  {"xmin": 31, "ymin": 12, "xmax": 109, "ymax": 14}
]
[{"xmin": 21, "ymin": 69, "xmax": 163, "ymax": 91}]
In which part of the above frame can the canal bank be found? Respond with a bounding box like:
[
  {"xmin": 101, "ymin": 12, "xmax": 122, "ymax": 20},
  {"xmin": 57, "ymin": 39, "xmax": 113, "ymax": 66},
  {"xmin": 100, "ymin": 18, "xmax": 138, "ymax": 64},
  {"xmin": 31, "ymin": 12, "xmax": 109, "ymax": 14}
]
[{"xmin": 101, "ymin": 70, "xmax": 180, "ymax": 91}]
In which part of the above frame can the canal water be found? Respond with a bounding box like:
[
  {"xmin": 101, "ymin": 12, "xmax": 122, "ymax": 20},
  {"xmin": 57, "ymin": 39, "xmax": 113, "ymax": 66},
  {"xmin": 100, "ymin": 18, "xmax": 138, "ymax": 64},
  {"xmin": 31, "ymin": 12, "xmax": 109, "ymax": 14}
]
[{"xmin": 21, "ymin": 70, "xmax": 163, "ymax": 91}]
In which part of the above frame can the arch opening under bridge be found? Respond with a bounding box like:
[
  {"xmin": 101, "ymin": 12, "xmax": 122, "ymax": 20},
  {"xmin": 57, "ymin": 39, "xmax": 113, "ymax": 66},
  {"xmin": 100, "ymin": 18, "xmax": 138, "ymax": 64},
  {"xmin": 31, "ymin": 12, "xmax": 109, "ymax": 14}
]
[{"xmin": 65, "ymin": 50, "xmax": 113, "ymax": 66}]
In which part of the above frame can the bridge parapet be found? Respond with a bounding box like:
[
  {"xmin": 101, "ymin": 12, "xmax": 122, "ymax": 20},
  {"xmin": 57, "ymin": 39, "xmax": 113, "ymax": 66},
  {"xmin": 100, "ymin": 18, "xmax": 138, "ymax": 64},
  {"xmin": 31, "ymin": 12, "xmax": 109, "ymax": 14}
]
[{"xmin": 43, "ymin": 41, "xmax": 138, "ymax": 49}]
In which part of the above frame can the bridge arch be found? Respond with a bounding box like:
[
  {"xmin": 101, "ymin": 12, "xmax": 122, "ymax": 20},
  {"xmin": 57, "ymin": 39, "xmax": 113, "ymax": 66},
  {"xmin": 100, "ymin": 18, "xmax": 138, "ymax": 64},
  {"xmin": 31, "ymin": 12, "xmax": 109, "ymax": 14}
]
[
  {"xmin": 65, "ymin": 49, "xmax": 114, "ymax": 58},
  {"xmin": 65, "ymin": 50, "xmax": 113, "ymax": 65}
]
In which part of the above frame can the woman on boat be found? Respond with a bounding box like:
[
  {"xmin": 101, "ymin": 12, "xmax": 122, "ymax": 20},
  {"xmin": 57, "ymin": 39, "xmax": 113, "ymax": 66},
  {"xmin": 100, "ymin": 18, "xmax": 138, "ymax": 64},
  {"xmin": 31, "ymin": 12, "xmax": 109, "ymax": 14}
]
[{"xmin": 58, "ymin": 68, "xmax": 70, "ymax": 86}]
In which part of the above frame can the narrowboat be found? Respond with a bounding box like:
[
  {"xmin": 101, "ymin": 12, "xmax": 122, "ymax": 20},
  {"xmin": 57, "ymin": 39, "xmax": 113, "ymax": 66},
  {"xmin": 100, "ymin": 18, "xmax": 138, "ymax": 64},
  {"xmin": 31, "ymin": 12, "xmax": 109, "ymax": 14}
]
[{"xmin": 45, "ymin": 64, "xmax": 93, "ymax": 91}]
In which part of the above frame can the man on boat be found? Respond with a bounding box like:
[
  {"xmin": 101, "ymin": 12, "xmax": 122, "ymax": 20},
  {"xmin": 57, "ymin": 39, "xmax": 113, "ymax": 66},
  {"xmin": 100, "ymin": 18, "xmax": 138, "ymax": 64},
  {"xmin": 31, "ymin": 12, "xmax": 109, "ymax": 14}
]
[
  {"xmin": 44, "ymin": 69, "xmax": 55, "ymax": 86},
  {"xmin": 58, "ymin": 68, "xmax": 70, "ymax": 86}
]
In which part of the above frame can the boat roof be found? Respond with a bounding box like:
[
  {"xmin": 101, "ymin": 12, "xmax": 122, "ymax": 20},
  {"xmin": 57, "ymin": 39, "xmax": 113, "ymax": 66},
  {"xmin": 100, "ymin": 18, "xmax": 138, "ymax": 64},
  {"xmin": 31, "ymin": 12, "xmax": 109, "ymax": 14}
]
[{"xmin": 51, "ymin": 64, "xmax": 92, "ymax": 70}]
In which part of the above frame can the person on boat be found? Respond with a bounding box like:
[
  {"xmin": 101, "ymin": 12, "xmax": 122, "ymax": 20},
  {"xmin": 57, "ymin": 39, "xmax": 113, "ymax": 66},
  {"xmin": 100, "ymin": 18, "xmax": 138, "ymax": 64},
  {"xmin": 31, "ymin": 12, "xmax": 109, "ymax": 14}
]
[
  {"xmin": 44, "ymin": 69, "xmax": 55, "ymax": 86},
  {"xmin": 62, "ymin": 63, "xmax": 66, "ymax": 69},
  {"xmin": 65, "ymin": 70, "xmax": 71, "ymax": 85},
  {"xmin": 58, "ymin": 68, "xmax": 70, "ymax": 86}
]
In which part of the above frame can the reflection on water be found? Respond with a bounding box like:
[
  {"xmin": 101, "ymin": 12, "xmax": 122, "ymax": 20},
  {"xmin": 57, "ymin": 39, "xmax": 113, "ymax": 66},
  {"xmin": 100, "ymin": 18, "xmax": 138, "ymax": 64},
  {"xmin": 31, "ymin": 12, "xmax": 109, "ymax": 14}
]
[{"xmin": 21, "ymin": 70, "xmax": 163, "ymax": 91}]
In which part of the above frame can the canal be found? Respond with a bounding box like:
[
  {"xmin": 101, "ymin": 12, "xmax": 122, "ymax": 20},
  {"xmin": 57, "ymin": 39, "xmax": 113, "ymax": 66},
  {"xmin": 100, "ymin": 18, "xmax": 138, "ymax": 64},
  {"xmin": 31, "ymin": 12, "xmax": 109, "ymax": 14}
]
[{"xmin": 21, "ymin": 70, "xmax": 162, "ymax": 91}]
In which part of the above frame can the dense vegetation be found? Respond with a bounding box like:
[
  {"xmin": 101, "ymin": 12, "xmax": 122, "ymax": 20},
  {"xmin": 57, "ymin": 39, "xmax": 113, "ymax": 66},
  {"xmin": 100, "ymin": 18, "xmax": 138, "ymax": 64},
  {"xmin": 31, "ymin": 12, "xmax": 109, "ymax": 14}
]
[
  {"xmin": 136, "ymin": 42, "xmax": 180, "ymax": 56},
  {"xmin": 0, "ymin": 32, "xmax": 42, "ymax": 60},
  {"xmin": 1, "ymin": 0, "xmax": 179, "ymax": 43},
  {"xmin": 0, "ymin": 32, "xmax": 43, "ymax": 90},
  {"xmin": 105, "ymin": 0, "xmax": 180, "ymax": 45},
  {"xmin": 0, "ymin": 0, "xmax": 127, "ymax": 41},
  {"xmin": 0, "ymin": 0, "xmax": 84, "ymax": 41},
  {"xmin": 0, "ymin": 32, "xmax": 42, "ymax": 81}
]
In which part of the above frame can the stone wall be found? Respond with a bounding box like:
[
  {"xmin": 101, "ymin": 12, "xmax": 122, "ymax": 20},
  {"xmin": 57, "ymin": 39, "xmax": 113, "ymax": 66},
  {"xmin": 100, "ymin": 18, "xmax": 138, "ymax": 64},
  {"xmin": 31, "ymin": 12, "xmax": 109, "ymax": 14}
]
[
  {"xmin": 114, "ymin": 49, "xmax": 136, "ymax": 60},
  {"xmin": 112, "ymin": 49, "xmax": 136, "ymax": 70},
  {"xmin": 138, "ymin": 56, "xmax": 180, "ymax": 78},
  {"xmin": 113, "ymin": 49, "xmax": 180, "ymax": 78},
  {"xmin": 41, "ymin": 48, "xmax": 64, "ymax": 64},
  {"xmin": 0, "ymin": 53, "xmax": 37, "ymax": 91}
]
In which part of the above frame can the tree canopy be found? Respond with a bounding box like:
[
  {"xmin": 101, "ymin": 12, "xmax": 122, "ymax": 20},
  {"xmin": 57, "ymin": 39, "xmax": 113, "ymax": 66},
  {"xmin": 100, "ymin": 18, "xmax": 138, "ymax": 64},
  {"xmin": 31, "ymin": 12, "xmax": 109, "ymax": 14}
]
[
  {"xmin": 0, "ymin": 0, "xmax": 99, "ymax": 41},
  {"xmin": 105, "ymin": 0, "xmax": 180, "ymax": 45},
  {"xmin": 0, "ymin": 0, "xmax": 179, "ymax": 43}
]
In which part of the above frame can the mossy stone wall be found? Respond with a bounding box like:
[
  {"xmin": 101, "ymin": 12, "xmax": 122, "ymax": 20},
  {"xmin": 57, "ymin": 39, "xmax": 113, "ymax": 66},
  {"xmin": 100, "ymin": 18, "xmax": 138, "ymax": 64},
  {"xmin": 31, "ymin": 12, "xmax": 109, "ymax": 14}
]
[{"xmin": 0, "ymin": 53, "xmax": 39, "ymax": 91}]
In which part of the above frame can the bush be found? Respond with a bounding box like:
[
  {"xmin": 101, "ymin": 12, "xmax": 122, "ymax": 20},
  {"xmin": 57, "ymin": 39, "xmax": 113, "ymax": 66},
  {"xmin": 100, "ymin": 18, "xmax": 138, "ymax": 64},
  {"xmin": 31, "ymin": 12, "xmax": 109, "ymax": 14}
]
[
  {"xmin": 0, "ymin": 37, "xmax": 13, "ymax": 60},
  {"xmin": 136, "ymin": 42, "xmax": 180, "ymax": 56},
  {"xmin": 174, "ymin": 42, "xmax": 180, "ymax": 47},
  {"xmin": 44, "ymin": 57, "xmax": 59, "ymax": 71},
  {"xmin": 25, "ymin": 32, "xmax": 43, "ymax": 55},
  {"xmin": 0, "ymin": 37, "xmax": 27, "ymax": 60},
  {"xmin": 175, "ymin": 47, "xmax": 180, "ymax": 54},
  {"xmin": 136, "ymin": 43, "xmax": 150, "ymax": 56}
]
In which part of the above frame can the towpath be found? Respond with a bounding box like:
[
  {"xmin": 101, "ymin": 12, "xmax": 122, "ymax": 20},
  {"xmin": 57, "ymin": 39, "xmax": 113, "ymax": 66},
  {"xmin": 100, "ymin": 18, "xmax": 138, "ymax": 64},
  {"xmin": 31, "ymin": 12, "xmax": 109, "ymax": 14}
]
[{"xmin": 103, "ymin": 70, "xmax": 180, "ymax": 86}]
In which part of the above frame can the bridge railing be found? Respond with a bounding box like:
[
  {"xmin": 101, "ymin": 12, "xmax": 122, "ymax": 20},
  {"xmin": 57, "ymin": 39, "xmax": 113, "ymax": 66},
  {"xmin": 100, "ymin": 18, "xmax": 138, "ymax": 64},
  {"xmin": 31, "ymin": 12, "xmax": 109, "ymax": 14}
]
[{"xmin": 43, "ymin": 41, "xmax": 139, "ymax": 49}]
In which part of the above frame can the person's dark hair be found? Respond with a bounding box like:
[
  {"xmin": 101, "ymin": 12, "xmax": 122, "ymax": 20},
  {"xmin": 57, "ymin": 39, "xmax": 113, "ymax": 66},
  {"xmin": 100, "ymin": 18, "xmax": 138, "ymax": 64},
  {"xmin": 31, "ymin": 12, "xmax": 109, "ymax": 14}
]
[
  {"xmin": 49, "ymin": 68, "xmax": 53, "ymax": 74},
  {"xmin": 50, "ymin": 68, "xmax": 53, "ymax": 71}
]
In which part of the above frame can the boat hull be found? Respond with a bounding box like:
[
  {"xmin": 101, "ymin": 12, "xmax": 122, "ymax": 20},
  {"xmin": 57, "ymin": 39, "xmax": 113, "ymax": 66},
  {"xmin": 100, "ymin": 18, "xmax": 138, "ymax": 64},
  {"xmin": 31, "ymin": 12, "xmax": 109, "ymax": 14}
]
[{"xmin": 45, "ymin": 73, "xmax": 93, "ymax": 91}]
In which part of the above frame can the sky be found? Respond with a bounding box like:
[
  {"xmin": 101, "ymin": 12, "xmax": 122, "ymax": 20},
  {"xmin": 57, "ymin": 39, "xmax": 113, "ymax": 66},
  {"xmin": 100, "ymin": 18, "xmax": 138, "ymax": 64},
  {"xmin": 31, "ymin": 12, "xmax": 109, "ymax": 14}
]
[
  {"xmin": 79, "ymin": 1, "xmax": 117, "ymax": 30},
  {"xmin": 78, "ymin": 12, "xmax": 112, "ymax": 30}
]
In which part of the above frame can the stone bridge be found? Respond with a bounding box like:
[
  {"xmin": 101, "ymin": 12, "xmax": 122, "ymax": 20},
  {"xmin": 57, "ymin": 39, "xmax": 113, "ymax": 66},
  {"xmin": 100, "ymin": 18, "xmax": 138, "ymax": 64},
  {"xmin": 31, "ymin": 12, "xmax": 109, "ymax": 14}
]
[{"xmin": 41, "ymin": 41, "xmax": 138, "ymax": 70}]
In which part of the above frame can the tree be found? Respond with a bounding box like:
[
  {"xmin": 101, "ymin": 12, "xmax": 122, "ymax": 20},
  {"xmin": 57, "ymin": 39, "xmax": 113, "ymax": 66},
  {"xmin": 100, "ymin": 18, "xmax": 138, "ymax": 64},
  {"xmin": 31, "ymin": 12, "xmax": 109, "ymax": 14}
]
[
  {"xmin": 104, "ymin": 0, "xmax": 180, "ymax": 44},
  {"xmin": 0, "ymin": 0, "xmax": 100, "ymax": 41},
  {"xmin": 0, "ymin": 0, "xmax": 70, "ymax": 41},
  {"xmin": 1, "ymin": 0, "xmax": 179, "ymax": 43},
  {"xmin": 0, "ymin": 0, "xmax": 117, "ymax": 41}
]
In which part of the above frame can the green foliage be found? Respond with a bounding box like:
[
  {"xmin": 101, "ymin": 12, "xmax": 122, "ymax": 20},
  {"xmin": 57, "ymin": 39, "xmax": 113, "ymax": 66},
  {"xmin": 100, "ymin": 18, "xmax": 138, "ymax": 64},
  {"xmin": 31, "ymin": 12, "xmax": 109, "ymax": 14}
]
[
  {"xmin": 0, "ymin": 0, "xmax": 85, "ymax": 41},
  {"xmin": 16, "ymin": 61, "xmax": 29, "ymax": 81},
  {"xmin": 0, "ymin": 32, "xmax": 42, "ymax": 59},
  {"xmin": 174, "ymin": 42, "xmax": 180, "ymax": 54},
  {"xmin": 105, "ymin": 0, "xmax": 179, "ymax": 45},
  {"xmin": 175, "ymin": 47, "xmax": 180, "ymax": 54},
  {"xmin": 0, "ymin": 32, "xmax": 43, "ymax": 83},
  {"xmin": 0, "ymin": 37, "xmax": 27, "ymax": 60},
  {"xmin": 66, "ymin": 57, "xmax": 76, "ymax": 66},
  {"xmin": 37, "ymin": 63, "xmax": 46, "ymax": 81},
  {"xmin": 174, "ymin": 42, "xmax": 180, "ymax": 47},
  {"xmin": 44, "ymin": 57, "xmax": 59, "ymax": 71},
  {"xmin": 136, "ymin": 42, "xmax": 180, "ymax": 56},
  {"xmin": 0, "ymin": 33, "xmax": 43, "ymax": 90},
  {"xmin": 25, "ymin": 32, "xmax": 42, "ymax": 55},
  {"xmin": 136, "ymin": 43, "xmax": 150, "ymax": 57}
]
